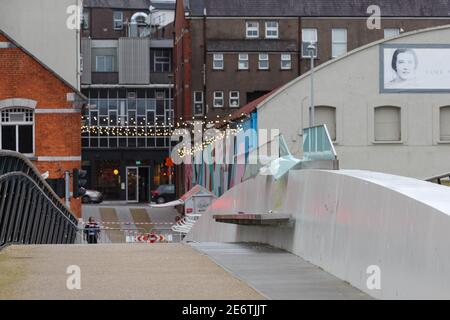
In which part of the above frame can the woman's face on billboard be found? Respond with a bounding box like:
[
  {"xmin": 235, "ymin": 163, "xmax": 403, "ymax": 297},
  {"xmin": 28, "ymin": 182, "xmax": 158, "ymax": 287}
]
[{"xmin": 396, "ymin": 52, "xmax": 416, "ymax": 80}]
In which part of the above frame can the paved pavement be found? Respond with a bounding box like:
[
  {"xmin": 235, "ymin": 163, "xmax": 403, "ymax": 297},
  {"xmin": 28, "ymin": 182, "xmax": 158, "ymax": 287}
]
[
  {"xmin": 190, "ymin": 242, "xmax": 371, "ymax": 300},
  {"xmin": 0, "ymin": 244, "xmax": 265, "ymax": 300}
]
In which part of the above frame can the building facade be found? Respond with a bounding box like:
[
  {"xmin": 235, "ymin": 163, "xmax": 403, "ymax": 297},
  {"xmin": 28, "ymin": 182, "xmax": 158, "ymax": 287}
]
[
  {"xmin": 81, "ymin": 0, "xmax": 175, "ymax": 201},
  {"xmin": 256, "ymin": 25, "xmax": 450, "ymax": 179},
  {"xmin": 173, "ymin": 0, "xmax": 450, "ymax": 194},
  {"xmin": 0, "ymin": 30, "xmax": 85, "ymax": 216}
]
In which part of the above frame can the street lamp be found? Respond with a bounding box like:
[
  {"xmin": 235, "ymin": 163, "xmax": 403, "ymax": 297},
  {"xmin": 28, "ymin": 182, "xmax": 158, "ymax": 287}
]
[{"xmin": 307, "ymin": 42, "xmax": 316, "ymax": 128}]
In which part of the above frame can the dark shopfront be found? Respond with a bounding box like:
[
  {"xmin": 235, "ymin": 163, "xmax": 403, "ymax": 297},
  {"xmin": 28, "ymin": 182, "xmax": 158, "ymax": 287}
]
[{"xmin": 82, "ymin": 149, "xmax": 173, "ymax": 202}]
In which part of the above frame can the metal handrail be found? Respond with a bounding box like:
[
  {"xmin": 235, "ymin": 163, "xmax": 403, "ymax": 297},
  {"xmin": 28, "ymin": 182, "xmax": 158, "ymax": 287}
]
[
  {"xmin": 0, "ymin": 172, "xmax": 79, "ymax": 228},
  {"xmin": 425, "ymin": 172, "xmax": 450, "ymax": 182},
  {"xmin": 0, "ymin": 151, "xmax": 79, "ymax": 249},
  {"xmin": 0, "ymin": 150, "xmax": 69, "ymax": 210},
  {"xmin": 425, "ymin": 172, "xmax": 450, "ymax": 186}
]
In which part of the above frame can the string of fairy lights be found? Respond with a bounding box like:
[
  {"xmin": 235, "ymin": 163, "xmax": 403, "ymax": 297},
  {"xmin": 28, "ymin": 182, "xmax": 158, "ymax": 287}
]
[{"xmin": 81, "ymin": 113, "xmax": 248, "ymax": 159}]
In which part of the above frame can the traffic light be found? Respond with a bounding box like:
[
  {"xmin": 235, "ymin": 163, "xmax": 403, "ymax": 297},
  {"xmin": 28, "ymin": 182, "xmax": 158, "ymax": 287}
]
[{"xmin": 73, "ymin": 168, "xmax": 87, "ymax": 199}]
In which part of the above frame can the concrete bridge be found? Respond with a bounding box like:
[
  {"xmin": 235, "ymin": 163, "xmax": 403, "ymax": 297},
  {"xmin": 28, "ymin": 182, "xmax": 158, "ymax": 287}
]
[
  {"xmin": 0, "ymin": 242, "xmax": 369, "ymax": 300},
  {"xmin": 186, "ymin": 169, "xmax": 450, "ymax": 300},
  {"xmin": 1, "ymin": 151, "xmax": 450, "ymax": 299}
]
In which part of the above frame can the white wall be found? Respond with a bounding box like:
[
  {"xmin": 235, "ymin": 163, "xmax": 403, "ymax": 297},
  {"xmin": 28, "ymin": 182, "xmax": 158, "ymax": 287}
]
[
  {"xmin": 186, "ymin": 169, "xmax": 450, "ymax": 299},
  {"xmin": 0, "ymin": 0, "xmax": 81, "ymax": 89},
  {"xmin": 257, "ymin": 26, "xmax": 450, "ymax": 179}
]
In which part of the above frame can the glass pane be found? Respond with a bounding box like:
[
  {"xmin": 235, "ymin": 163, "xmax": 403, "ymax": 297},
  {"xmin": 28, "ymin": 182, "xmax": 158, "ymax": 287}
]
[
  {"xmin": 128, "ymin": 138, "xmax": 136, "ymax": 147},
  {"xmin": 302, "ymin": 29, "xmax": 317, "ymax": 41},
  {"xmin": 90, "ymin": 138, "xmax": 99, "ymax": 147},
  {"xmin": 10, "ymin": 113, "xmax": 24, "ymax": 122},
  {"xmin": 99, "ymin": 116, "xmax": 109, "ymax": 127},
  {"xmin": 99, "ymin": 99, "xmax": 108, "ymax": 115},
  {"xmin": 128, "ymin": 99, "xmax": 136, "ymax": 110},
  {"xmin": 282, "ymin": 60, "xmax": 292, "ymax": 69},
  {"xmin": 156, "ymin": 138, "xmax": 165, "ymax": 147},
  {"xmin": 18, "ymin": 125, "xmax": 33, "ymax": 153},
  {"xmin": 138, "ymin": 138, "xmax": 146, "ymax": 147},
  {"xmin": 332, "ymin": 29, "xmax": 347, "ymax": 42},
  {"xmin": 147, "ymin": 99, "xmax": 156, "ymax": 110},
  {"xmin": 156, "ymin": 100, "xmax": 165, "ymax": 115},
  {"xmin": 302, "ymin": 125, "xmax": 337, "ymax": 161},
  {"xmin": 109, "ymin": 138, "xmax": 117, "ymax": 148},
  {"xmin": 90, "ymin": 111, "xmax": 98, "ymax": 126},
  {"xmin": 137, "ymin": 116, "xmax": 146, "ymax": 126},
  {"xmin": 109, "ymin": 99, "xmax": 118, "ymax": 110},
  {"xmin": 119, "ymin": 99, "xmax": 127, "ymax": 115},
  {"xmin": 137, "ymin": 99, "xmax": 146, "ymax": 115},
  {"xmin": 109, "ymin": 112, "xmax": 117, "ymax": 126},
  {"xmin": 127, "ymin": 168, "xmax": 138, "ymax": 202},
  {"xmin": 128, "ymin": 111, "xmax": 136, "ymax": 125},
  {"xmin": 119, "ymin": 138, "xmax": 127, "ymax": 147},
  {"xmin": 2, "ymin": 126, "xmax": 16, "ymax": 151},
  {"xmin": 100, "ymin": 138, "xmax": 108, "ymax": 148},
  {"xmin": 332, "ymin": 43, "xmax": 347, "ymax": 57},
  {"xmin": 147, "ymin": 111, "xmax": 155, "ymax": 125},
  {"xmin": 90, "ymin": 99, "xmax": 98, "ymax": 109}
]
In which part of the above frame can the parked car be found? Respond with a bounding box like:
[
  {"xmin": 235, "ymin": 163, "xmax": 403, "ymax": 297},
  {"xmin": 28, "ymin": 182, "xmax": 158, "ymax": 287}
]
[
  {"xmin": 151, "ymin": 184, "xmax": 176, "ymax": 204},
  {"xmin": 82, "ymin": 190, "xmax": 104, "ymax": 204}
]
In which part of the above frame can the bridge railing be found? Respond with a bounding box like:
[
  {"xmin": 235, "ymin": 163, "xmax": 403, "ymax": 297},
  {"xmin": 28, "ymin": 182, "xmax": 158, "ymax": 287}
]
[
  {"xmin": 0, "ymin": 150, "xmax": 79, "ymax": 249},
  {"xmin": 425, "ymin": 172, "xmax": 450, "ymax": 186}
]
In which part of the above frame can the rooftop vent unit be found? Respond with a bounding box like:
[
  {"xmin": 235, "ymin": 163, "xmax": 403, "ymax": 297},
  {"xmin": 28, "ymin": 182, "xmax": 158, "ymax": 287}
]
[{"xmin": 128, "ymin": 12, "xmax": 150, "ymax": 37}]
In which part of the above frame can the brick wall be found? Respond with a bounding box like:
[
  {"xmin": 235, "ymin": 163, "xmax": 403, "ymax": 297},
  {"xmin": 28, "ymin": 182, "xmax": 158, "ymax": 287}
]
[{"xmin": 0, "ymin": 32, "xmax": 83, "ymax": 217}]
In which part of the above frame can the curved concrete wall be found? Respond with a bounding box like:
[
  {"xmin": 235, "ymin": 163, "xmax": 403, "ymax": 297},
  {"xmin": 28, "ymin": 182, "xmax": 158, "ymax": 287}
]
[{"xmin": 186, "ymin": 169, "xmax": 450, "ymax": 299}]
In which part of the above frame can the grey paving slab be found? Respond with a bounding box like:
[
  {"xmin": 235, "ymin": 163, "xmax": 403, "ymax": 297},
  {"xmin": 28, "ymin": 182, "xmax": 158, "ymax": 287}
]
[
  {"xmin": 189, "ymin": 242, "xmax": 371, "ymax": 300},
  {"xmin": 0, "ymin": 244, "xmax": 265, "ymax": 300}
]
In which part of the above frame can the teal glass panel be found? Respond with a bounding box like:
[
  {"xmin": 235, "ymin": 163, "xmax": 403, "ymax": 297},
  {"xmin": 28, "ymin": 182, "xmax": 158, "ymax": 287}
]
[{"xmin": 303, "ymin": 125, "xmax": 337, "ymax": 161}]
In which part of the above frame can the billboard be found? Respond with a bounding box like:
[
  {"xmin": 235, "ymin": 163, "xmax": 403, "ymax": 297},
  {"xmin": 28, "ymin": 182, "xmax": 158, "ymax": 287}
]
[{"xmin": 380, "ymin": 44, "xmax": 450, "ymax": 93}]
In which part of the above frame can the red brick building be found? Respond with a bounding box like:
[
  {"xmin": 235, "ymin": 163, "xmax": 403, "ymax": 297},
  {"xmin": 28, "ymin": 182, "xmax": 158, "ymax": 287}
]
[{"xmin": 0, "ymin": 30, "xmax": 86, "ymax": 217}]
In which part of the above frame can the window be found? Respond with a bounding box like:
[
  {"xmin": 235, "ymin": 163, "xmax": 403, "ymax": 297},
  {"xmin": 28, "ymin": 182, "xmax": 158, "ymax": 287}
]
[
  {"xmin": 238, "ymin": 54, "xmax": 249, "ymax": 70},
  {"xmin": 258, "ymin": 53, "xmax": 269, "ymax": 70},
  {"xmin": 265, "ymin": 21, "xmax": 279, "ymax": 39},
  {"xmin": 154, "ymin": 49, "xmax": 171, "ymax": 72},
  {"xmin": 246, "ymin": 21, "xmax": 259, "ymax": 38},
  {"xmin": 374, "ymin": 106, "xmax": 401, "ymax": 142},
  {"xmin": 332, "ymin": 28, "xmax": 347, "ymax": 58},
  {"xmin": 229, "ymin": 91, "xmax": 240, "ymax": 108},
  {"xmin": 213, "ymin": 91, "xmax": 224, "ymax": 108},
  {"xmin": 302, "ymin": 28, "xmax": 318, "ymax": 58},
  {"xmin": 0, "ymin": 108, "xmax": 34, "ymax": 154},
  {"xmin": 81, "ymin": 10, "xmax": 89, "ymax": 30},
  {"xmin": 281, "ymin": 54, "xmax": 291, "ymax": 70},
  {"xmin": 113, "ymin": 11, "xmax": 123, "ymax": 30},
  {"xmin": 440, "ymin": 106, "xmax": 450, "ymax": 141},
  {"xmin": 315, "ymin": 106, "xmax": 336, "ymax": 141},
  {"xmin": 384, "ymin": 28, "xmax": 400, "ymax": 38},
  {"xmin": 213, "ymin": 53, "xmax": 224, "ymax": 70},
  {"xmin": 194, "ymin": 91, "xmax": 204, "ymax": 116},
  {"xmin": 96, "ymin": 55, "xmax": 114, "ymax": 72}
]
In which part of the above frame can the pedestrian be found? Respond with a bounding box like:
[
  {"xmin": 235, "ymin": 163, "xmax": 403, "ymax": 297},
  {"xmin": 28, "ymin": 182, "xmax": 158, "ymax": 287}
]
[{"xmin": 84, "ymin": 216, "xmax": 101, "ymax": 244}]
